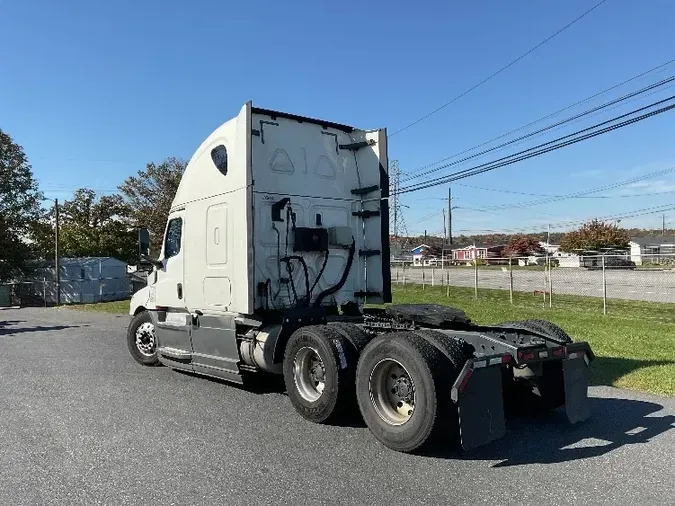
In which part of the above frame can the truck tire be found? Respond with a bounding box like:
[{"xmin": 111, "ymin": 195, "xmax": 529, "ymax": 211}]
[
  {"xmin": 126, "ymin": 311, "xmax": 160, "ymax": 366},
  {"xmin": 328, "ymin": 322, "xmax": 372, "ymax": 355},
  {"xmin": 411, "ymin": 329, "xmax": 474, "ymax": 369},
  {"xmin": 283, "ymin": 325, "xmax": 358, "ymax": 424},
  {"xmin": 355, "ymin": 332, "xmax": 460, "ymax": 453},
  {"xmin": 520, "ymin": 319, "xmax": 572, "ymax": 343},
  {"xmin": 501, "ymin": 319, "xmax": 572, "ymax": 343}
]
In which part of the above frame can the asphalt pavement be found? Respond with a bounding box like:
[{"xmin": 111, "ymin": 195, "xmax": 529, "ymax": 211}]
[{"xmin": 1, "ymin": 307, "xmax": 674, "ymax": 506}]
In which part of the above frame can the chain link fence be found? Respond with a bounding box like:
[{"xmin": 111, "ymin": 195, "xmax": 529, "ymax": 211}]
[
  {"xmin": 0, "ymin": 277, "xmax": 132, "ymax": 307},
  {"xmin": 391, "ymin": 254, "xmax": 675, "ymax": 316}
]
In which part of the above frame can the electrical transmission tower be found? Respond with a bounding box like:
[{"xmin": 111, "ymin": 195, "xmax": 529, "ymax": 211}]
[{"xmin": 389, "ymin": 160, "xmax": 408, "ymax": 238}]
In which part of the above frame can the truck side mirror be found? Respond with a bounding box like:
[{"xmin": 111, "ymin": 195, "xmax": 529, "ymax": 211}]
[{"xmin": 138, "ymin": 228, "xmax": 151, "ymax": 257}]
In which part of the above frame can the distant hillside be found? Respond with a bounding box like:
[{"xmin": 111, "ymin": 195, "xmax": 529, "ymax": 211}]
[{"xmin": 390, "ymin": 227, "xmax": 672, "ymax": 253}]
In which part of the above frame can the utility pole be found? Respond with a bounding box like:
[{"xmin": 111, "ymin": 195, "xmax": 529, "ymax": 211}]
[
  {"xmin": 448, "ymin": 186, "xmax": 453, "ymax": 245},
  {"xmin": 389, "ymin": 160, "xmax": 404, "ymax": 238},
  {"xmin": 393, "ymin": 163, "xmax": 398, "ymax": 238},
  {"xmin": 663, "ymin": 214, "xmax": 666, "ymax": 235},
  {"xmin": 442, "ymin": 208, "xmax": 447, "ymax": 242},
  {"xmin": 54, "ymin": 199, "xmax": 60, "ymax": 306},
  {"xmin": 547, "ymin": 223, "xmax": 550, "ymax": 246}
]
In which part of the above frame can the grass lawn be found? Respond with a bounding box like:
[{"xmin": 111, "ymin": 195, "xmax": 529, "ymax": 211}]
[
  {"xmin": 64, "ymin": 299, "xmax": 130, "ymax": 315},
  {"xmin": 391, "ymin": 285, "xmax": 675, "ymax": 397},
  {"xmin": 63, "ymin": 287, "xmax": 675, "ymax": 396}
]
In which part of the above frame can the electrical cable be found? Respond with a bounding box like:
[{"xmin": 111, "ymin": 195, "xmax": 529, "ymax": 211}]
[
  {"xmin": 281, "ymin": 255, "xmax": 310, "ymax": 306},
  {"xmin": 314, "ymin": 239, "xmax": 356, "ymax": 307},
  {"xmin": 271, "ymin": 223, "xmax": 284, "ymax": 304},
  {"xmin": 453, "ymin": 167, "xmax": 675, "ymax": 213},
  {"xmin": 389, "ymin": 0, "xmax": 608, "ymax": 137},
  {"xmin": 400, "ymin": 57, "xmax": 675, "ymax": 180},
  {"xmin": 454, "ymin": 181, "xmax": 675, "ymax": 199},
  {"xmin": 400, "ymin": 75, "xmax": 675, "ymax": 183},
  {"xmin": 308, "ymin": 249, "xmax": 330, "ymax": 303},
  {"xmin": 454, "ymin": 203, "xmax": 675, "ymax": 234},
  {"xmin": 395, "ymin": 97, "xmax": 675, "ymax": 195},
  {"xmin": 482, "ymin": 168, "xmax": 675, "ymax": 211}
]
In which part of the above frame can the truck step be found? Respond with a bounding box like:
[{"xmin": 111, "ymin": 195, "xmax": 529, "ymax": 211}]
[
  {"xmin": 350, "ymin": 184, "xmax": 379, "ymax": 196},
  {"xmin": 359, "ymin": 249, "xmax": 381, "ymax": 257},
  {"xmin": 339, "ymin": 139, "xmax": 376, "ymax": 151},
  {"xmin": 158, "ymin": 347, "xmax": 192, "ymax": 362},
  {"xmin": 238, "ymin": 363, "xmax": 258, "ymax": 373},
  {"xmin": 352, "ymin": 210, "xmax": 380, "ymax": 218}
]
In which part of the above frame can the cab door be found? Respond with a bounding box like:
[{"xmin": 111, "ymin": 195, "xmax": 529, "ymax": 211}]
[
  {"xmin": 155, "ymin": 212, "xmax": 185, "ymax": 309},
  {"xmin": 153, "ymin": 210, "xmax": 193, "ymax": 367}
]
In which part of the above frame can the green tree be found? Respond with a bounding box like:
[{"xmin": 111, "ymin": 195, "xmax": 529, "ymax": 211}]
[
  {"xmin": 31, "ymin": 188, "xmax": 137, "ymax": 263},
  {"xmin": 0, "ymin": 129, "xmax": 44, "ymax": 280},
  {"xmin": 118, "ymin": 157, "xmax": 186, "ymax": 256},
  {"xmin": 559, "ymin": 219, "xmax": 630, "ymax": 253},
  {"xmin": 504, "ymin": 235, "xmax": 545, "ymax": 257}
]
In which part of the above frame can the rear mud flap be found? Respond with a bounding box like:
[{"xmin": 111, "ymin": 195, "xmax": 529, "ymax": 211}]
[
  {"xmin": 451, "ymin": 358, "xmax": 507, "ymax": 451},
  {"xmin": 563, "ymin": 356, "xmax": 591, "ymax": 423}
]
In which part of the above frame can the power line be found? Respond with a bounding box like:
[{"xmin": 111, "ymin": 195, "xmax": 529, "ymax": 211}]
[
  {"xmin": 454, "ymin": 180, "xmax": 675, "ymax": 200},
  {"xmin": 395, "ymin": 97, "xmax": 675, "ymax": 195},
  {"xmin": 477, "ymin": 167, "xmax": 675, "ymax": 211},
  {"xmin": 455, "ymin": 203, "xmax": 675, "ymax": 234},
  {"xmin": 389, "ymin": 0, "xmax": 608, "ymax": 137},
  {"xmin": 400, "ymin": 57, "xmax": 675, "ymax": 180},
  {"xmin": 409, "ymin": 209, "xmax": 444, "ymax": 225},
  {"xmin": 400, "ymin": 74, "xmax": 675, "ymax": 183},
  {"xmin": 398, "ymin": 100, "xmax": 675, "ymax": 194}
]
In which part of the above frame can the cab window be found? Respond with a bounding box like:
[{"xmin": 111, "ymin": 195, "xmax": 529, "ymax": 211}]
[{"xmin": 164, "ymin": 217, "xmax": 182, "ymax": 259}]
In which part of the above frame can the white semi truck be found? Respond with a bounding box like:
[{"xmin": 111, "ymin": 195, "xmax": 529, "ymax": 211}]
[{"xmin": 127, "ymin": 102, "xmax": 594, "ymax": 453}]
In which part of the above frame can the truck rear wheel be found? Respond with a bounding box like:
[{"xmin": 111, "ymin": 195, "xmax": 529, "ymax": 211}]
[
  {"xmin": 519, "ymin": 319, "xmax": 572, "ymax": 343},
  {"xmin": 502, "ymin": 319, "xmax": 572, "ymax": 343},
  {"xmin": 283, "ymin": 325, "xmax": 357, "ymax": 424},
  {"xmin": 328, "ymin": 322, "xmax": 372, "ymax": 354},
  {"xmin": 355, "ymin": 332, "xmax": 460, "ymax": 453}
]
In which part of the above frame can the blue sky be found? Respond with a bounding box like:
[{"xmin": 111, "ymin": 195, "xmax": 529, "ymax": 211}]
[{"xmin": 2, "ymin": 0, "xmax": 675, "ymax": 237}]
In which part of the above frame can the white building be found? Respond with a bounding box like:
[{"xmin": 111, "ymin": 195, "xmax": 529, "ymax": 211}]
[
  {"xmin": 411, "ymin": 244, "xmax": 440, "ymax": 267},
  {"xmin": 630, "ymin": 236, "xmax": 675, "ymax": 265},
  {"xmin": 536, "ymin": 242, "xmax": 584, "ymax": 267},
  {"xmin": 29, "ymin": 257, "xmax": 131, "ymax": 304},
  {"xmin": 538, "ymin": 241, "xmax": 560, "ymax": 255}
]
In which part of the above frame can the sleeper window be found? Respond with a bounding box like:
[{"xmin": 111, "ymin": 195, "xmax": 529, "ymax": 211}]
[{"xmin": 211, "ymin": 145, "xmax": 228, "ymax": 176}]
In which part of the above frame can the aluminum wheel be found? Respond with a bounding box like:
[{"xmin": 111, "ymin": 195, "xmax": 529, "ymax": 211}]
[
  {"xmin": 369, "ymin": 358, "xmax": 415, "ymax": 426},
  {"xmin": 135, "ymin": 322, "xmax": 156, "ymax": 356},
  {"xmin": 293, "ymin": 346, "xmax": 326, "ymax": 402}
]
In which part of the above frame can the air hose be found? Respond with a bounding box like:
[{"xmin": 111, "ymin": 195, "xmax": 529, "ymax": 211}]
[{"xmin": 313, "ymin": 239, "xmax": 355, "ymax": 307}]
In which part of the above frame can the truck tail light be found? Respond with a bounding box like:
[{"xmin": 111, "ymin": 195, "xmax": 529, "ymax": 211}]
[
  {"xmin": 552, "ymin": 346, "xmax": 566, "ymax": 358},
  {"xmin": 517, "ymin": 350, "xmax": 536, "ymax": 362},
  {"xmin": 457, "ymin": 368, "xmax": 473, "ymax": 393}
]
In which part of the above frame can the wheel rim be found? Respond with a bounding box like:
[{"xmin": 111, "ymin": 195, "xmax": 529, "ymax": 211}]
[
  {"xmin": 369, "ymin": 358, "xmax": 415, "ymax": 426},
  {"xmin": 135, "ymin": 322, "xmax": 156, "ymax": 356},
  {"xmin": 293, "ymin": 346, "xmax": 326, "ymax": 402}
]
